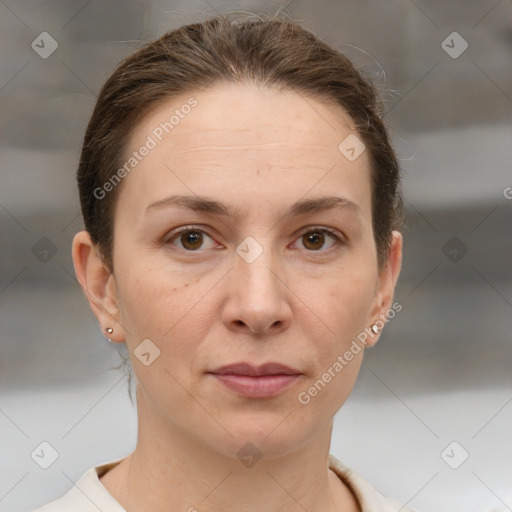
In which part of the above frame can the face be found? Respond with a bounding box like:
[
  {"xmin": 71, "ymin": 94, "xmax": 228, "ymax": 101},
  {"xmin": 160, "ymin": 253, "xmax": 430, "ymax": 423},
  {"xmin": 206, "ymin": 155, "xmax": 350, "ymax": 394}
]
[{"xmin": 76, "ymin": 83, "xmax": 401, "ymax": 460}]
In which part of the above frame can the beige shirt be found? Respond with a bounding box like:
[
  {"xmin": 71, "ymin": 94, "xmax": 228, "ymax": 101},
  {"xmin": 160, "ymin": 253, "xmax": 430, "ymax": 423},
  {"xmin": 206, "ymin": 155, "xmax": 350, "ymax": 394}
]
[{"xmin": 31, "ymin": 454, "xmax": 417, "ymax": 512}]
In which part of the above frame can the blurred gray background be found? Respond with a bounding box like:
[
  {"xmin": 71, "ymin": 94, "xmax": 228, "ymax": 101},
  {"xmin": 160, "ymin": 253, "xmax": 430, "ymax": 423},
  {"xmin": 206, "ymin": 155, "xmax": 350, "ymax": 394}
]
[{"xmin": 0, "ymin": 1, "xmax": 511, "ymax": 511}]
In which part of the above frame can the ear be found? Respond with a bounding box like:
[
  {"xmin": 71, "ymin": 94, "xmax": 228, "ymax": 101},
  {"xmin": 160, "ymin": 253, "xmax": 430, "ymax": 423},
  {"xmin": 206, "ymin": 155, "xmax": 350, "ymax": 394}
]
[
  {"xmin": 365, "ymin": 230, "xmax": 403, "ymax": 347},
  {"xmin": 71, "ymin": 230, "xmax": 126, "ymax": 343}
]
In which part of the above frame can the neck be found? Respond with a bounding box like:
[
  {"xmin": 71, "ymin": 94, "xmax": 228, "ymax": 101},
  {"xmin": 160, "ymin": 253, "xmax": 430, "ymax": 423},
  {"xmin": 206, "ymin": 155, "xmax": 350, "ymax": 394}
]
[{"xmin": 101, "ymin": 390, "xmax": 360, "ymax": 512}]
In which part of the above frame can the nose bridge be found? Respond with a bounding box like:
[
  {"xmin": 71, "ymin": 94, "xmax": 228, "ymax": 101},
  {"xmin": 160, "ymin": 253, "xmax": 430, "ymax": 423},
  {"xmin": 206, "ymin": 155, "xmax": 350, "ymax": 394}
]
[
  {"xmin": 224, "ymin": 234, "xmax": 290, "ymax": 334},
  {"xmin": 234, "ymin": 234, "xmax": 280, "ymax": 296}
]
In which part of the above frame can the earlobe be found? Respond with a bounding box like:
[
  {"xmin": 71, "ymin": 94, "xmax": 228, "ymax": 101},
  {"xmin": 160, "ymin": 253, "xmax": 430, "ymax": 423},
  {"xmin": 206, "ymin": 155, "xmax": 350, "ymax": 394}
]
[
  {"xmin": 71, "ymin": 230, "xmax": 125, "ymax": 342},
  {"xmin": 366, "ymin": 231, "xmax": 403, "ymax": 347}
]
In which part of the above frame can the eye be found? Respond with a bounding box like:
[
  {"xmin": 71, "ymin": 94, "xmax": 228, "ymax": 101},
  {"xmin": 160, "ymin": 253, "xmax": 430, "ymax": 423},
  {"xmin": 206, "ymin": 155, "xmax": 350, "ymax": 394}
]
[
  {"xmin": 165, "ymin": 227, "xmax": 217, "ymax": 251},
  {"xmin": 164, "ymin": 226, "xmax": 345, "ymax": 254},
  {"xmin": 293, "ymin": 227, "xmax": 344, "ymax": 252}
]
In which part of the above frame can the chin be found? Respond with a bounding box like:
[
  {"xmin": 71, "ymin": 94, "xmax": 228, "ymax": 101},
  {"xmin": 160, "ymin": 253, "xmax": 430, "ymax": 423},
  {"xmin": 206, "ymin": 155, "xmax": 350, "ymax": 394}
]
[{"xmin": 203, "ymin": 407, "xmax": 318, "ymax": 461}]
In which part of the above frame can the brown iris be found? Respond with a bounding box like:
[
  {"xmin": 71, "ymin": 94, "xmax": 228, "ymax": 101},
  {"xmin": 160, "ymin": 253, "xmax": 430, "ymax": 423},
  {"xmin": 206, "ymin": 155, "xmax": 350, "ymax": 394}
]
[
  {"xmin": 302, "ymin": 231, "xmax": 325, "ymax": 251},
  {"xmin": 180, "ymin": 231, "xmax": 204, "ymax": 250}
]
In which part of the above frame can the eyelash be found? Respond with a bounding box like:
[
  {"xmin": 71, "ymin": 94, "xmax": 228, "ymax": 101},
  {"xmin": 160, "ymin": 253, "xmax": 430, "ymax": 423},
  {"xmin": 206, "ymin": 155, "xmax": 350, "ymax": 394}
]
[{"xmin": 163, "ymin": 225, "xmax": 346, "ymax": 255}]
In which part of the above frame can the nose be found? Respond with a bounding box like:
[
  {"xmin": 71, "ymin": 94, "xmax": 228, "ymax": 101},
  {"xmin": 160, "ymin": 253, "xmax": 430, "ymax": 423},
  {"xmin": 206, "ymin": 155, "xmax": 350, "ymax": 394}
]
[{"xmin": 221, "ymin": 242, "xmax": 292, "ymax": 336}]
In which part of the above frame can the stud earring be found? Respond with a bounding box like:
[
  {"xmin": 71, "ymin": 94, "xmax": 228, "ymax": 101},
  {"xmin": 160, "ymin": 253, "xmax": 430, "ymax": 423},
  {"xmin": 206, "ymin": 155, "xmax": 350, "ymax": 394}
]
[
  {"xmin": 106, "ymin": 327, "xmax": 114, "ymax": 343},
  {"xmin": 371, "ymin": 324, "xmax": 379, "ymax": 335}
]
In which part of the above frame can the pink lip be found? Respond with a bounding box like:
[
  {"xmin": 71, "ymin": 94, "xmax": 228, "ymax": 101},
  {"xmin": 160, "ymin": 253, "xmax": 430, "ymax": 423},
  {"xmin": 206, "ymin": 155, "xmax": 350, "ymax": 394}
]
[{"xmin": 208, "ymin": 362, "xmax": 303, "ymax": 398}]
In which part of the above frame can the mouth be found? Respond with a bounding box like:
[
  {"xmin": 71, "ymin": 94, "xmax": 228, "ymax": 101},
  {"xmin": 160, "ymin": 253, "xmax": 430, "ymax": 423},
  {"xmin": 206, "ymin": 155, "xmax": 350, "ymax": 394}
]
[{"xmin": 207, "ymin": 362, "xmax": 303, "ymax": 398}]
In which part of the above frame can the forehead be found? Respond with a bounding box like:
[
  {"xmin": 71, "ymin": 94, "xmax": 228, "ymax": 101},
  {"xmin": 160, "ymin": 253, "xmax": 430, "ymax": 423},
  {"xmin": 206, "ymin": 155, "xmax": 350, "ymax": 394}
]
[
  {"xmin": 118, "ymin": 83, "xmax": 372, "ymax": 217},
  {"xmin": 130, "ymin": 83, "xmax": 362, "ymax": 156}
]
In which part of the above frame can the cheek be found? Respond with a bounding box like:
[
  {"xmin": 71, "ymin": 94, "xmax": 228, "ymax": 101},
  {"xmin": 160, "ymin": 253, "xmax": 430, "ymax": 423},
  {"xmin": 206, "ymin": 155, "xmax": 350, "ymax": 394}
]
[
  {"xmin": 116, "ymin": 258, "xmax": 211, "ymax": 353},
  {"xmin": 295, "ymin": 277, "xmax": 373, "ymax": 415},
  {"xmin": 316, "ymin": 268, "xmax": 376, "ymax": 345},
  {"xmin": 336, "ymin": 285, "xmax": 373, "ymax": 335},
  {"xmin": 117, "ymin": 263, "xmax": 217, "ymax": 405}
]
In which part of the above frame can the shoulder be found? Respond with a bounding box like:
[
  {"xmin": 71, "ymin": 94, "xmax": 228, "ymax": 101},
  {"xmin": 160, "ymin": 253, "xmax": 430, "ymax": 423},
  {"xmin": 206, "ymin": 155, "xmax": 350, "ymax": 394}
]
[
  {"xmin": 29, "ymin": 459, "xmax": 126, "ymax": 512},
  {"xmin": 328, "ymin": 454, "xmax": 420, "ymax": 512}
]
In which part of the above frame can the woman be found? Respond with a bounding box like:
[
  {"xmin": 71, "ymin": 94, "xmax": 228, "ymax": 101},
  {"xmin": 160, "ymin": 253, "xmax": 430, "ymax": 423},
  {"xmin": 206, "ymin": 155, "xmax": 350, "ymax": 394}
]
[{"xmin": 33, "ymin": 13, "xmax": 410, "ymax": 512}]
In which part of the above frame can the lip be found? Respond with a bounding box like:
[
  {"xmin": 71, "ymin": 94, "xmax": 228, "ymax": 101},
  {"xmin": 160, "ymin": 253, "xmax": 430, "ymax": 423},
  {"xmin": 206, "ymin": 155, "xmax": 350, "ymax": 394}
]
[
  {"xmin": 211, "ymin": 362, "xmax": 302, "ymax": 377},
  {"xmin": 208, "ymin": 362, "xmax": 303, "ymax": 398}
]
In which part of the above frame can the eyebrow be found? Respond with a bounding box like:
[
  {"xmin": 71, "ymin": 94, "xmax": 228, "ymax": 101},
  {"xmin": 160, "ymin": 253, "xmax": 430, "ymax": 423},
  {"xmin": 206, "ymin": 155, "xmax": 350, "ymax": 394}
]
[{"xmin": 145, "ymin": 194, "xmax": 362, "ymax": 218}]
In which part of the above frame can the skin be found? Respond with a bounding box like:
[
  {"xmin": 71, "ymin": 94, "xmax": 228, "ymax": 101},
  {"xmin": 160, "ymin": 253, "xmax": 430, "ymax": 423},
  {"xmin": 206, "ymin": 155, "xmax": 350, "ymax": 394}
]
[{"xmin": 72, "ymin": 83, "xmax": 402, "ymax": 512}]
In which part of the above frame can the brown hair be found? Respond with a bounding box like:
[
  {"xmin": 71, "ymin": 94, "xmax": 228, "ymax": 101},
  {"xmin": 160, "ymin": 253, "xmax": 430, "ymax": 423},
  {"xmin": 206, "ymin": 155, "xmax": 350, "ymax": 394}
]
[{"xmin": 78, "ymin": 13, "xmax": 403, "ymax": 273}]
